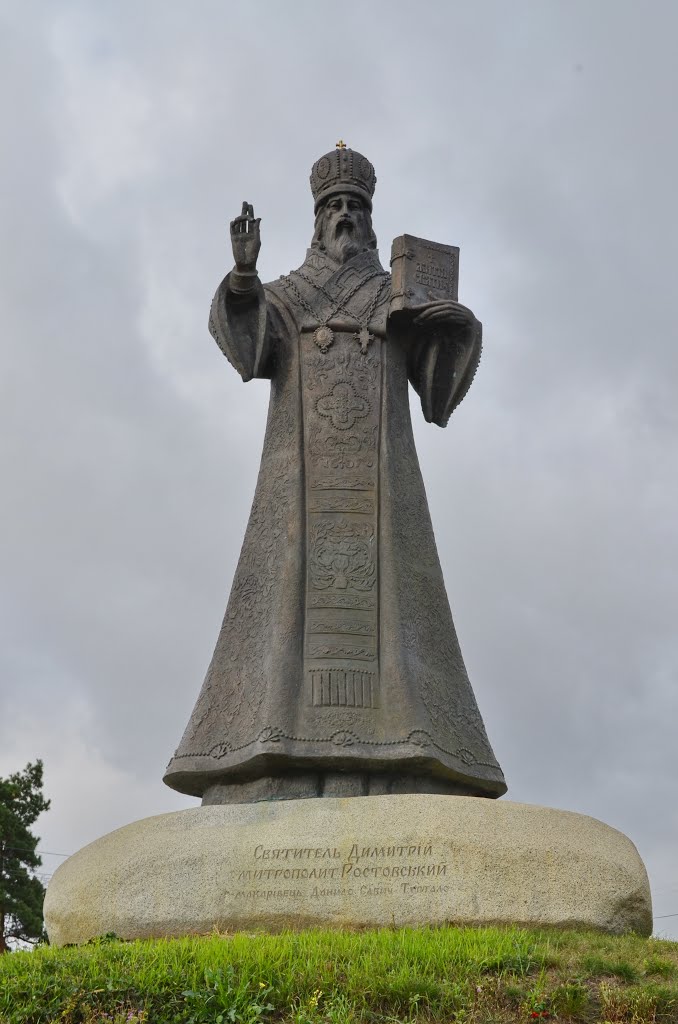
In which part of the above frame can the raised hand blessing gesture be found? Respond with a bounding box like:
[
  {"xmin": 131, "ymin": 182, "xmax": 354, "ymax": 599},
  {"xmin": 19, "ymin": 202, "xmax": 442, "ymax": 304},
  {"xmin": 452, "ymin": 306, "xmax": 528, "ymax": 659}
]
[{"xmin": 230, "ymin": 202, "xmax": 261, "ymax": 273}]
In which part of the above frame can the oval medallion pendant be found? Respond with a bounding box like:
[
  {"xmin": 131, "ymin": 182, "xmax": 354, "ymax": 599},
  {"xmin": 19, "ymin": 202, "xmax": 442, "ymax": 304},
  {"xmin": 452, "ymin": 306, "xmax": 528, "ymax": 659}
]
[{"xmin": 314, "ymin": 325, "xmax": 334, "ymax": 353}]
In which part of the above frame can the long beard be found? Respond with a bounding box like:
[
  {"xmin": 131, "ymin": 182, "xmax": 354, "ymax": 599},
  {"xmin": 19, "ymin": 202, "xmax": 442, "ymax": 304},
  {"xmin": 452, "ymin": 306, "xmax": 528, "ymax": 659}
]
[{"xmin": 325, "ymin": 226, "xmax": 365, "ymax": 264}]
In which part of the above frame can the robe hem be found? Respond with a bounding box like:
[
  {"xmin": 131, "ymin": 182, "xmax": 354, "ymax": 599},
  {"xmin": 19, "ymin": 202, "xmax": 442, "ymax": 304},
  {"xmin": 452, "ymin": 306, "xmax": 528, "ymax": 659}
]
[{"xmin": 163, "ymin": 744, "xmax": 507, "ymax": 800}]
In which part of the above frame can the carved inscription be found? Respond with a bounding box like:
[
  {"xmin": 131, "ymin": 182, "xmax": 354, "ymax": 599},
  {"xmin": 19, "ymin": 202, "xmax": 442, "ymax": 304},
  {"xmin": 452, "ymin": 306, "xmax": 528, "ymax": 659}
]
[
  {"xmin": 415, "ymin": 259, "xmax": 454, "ymax": 291},
  {"xmin": 389, "ymin": 235, "xmax": 459, "ymax": 310},
  {"xmin": 228, "ymin": 841, "xmax": 450, "ymax": 903}
]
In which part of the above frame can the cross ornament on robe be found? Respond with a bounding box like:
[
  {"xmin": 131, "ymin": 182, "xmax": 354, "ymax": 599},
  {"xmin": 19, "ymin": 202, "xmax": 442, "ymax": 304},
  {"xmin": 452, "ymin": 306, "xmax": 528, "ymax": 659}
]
[
  {"xmin": 316, "ymin": 381, "xmax": 369, "ymax": 430},
  {"xmin": 355, "ymin": 326, "xmax": 374, "ymax": 354}
]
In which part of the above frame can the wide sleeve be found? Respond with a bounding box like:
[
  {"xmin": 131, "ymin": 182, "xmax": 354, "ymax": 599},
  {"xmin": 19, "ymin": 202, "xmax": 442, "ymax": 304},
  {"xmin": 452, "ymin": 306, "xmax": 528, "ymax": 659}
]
[
  {"xmin": 208, "ymin": 272, "xmax": 275, "ymax": 381},
  {"xmin": 407, "ymin": 319, "xmax": 483, "ymax": 428}
]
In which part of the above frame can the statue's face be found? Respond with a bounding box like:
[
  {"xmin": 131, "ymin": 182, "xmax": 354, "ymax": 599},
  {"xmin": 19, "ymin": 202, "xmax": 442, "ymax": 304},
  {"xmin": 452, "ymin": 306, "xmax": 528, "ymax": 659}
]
[{"xmin": 319, "ymin": 192, "xmax": 372, "ymax": 262}]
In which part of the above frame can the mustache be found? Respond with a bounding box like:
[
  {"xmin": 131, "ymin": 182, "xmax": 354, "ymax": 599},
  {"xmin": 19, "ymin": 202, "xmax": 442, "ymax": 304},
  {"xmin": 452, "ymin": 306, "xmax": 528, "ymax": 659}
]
[{"xmin": 333, "ymin": 218, "xmax": 354, "ymax": 236}]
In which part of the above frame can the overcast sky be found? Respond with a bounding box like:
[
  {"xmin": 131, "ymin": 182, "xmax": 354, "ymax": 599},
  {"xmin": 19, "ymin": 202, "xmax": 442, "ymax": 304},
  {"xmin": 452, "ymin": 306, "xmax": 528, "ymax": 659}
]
[{"xmin": 1, "ymin": 0, "xmax": 677, "ymax": 938}]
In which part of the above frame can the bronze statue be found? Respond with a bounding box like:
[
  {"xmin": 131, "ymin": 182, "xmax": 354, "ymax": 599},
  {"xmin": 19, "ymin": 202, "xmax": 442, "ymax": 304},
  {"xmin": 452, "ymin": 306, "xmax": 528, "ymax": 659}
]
[{"xmin": 163, "ymin": 145, "xmax": 506, "ymax": 804}]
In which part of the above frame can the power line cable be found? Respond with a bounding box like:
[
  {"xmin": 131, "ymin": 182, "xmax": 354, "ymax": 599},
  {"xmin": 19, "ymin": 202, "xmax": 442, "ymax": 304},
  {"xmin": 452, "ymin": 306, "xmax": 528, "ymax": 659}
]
[{"xmin": 3, "ymin": 845, "xmax": 71, "ymax": 857}]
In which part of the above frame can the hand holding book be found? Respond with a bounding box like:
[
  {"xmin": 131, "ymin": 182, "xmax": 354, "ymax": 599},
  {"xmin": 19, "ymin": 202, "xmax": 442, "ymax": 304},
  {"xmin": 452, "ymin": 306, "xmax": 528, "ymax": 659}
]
[{"xmin": 411, "ymin": 299, "xmax": 477, "ymax": 332}]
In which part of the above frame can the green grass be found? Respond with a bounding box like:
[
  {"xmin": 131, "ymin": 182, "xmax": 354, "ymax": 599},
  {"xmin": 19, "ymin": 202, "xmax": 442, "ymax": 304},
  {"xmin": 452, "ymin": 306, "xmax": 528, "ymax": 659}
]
[{"xmin": 1, "ymin": 926, "xmax": 678, "ymax": 1024}]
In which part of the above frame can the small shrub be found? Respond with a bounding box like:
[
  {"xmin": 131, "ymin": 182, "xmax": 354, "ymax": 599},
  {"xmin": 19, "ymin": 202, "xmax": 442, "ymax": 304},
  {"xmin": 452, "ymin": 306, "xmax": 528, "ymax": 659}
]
[
  {"xmin": 599, "ymin": 981, "xmax": 676, "ymax": 1023},
  {"xmin": 550, "ymin": 980, "xmax": 589, "ymax": 1017},
  {"xmin": 181, "ymin": 967, "xmax": 275, "ymax": 1024},
  {"xmin": 502, "ymin": 983, "xmax": 526, "ymax": 1007},
  {"xmin": 583, "ymin": 955, "xmax": 639, "ymax": 983},
  {"xmin": 643, "ymin": 955, "xmax": 676, "ymax": 978}
]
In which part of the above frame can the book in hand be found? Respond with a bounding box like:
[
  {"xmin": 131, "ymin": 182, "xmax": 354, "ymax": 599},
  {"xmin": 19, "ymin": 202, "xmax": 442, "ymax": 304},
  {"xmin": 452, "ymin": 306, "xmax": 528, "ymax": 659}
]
[{"xmin": 388, "ymin": 234, "xmax": 459, "ymax": 323}]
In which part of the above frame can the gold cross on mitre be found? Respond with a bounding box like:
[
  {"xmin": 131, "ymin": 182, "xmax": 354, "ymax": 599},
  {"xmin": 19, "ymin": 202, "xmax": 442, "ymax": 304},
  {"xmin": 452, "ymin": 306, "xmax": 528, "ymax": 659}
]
[{"xmin": 336, "ymin": 139, "xmax": 347, "ymax": 149}]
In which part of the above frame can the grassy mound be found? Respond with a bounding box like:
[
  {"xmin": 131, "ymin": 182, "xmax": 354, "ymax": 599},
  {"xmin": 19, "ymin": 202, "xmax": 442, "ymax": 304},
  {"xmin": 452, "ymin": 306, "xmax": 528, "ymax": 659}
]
[{"xmin": 1, "ymin": 926, "xmax": 678, "ymax": 1024}]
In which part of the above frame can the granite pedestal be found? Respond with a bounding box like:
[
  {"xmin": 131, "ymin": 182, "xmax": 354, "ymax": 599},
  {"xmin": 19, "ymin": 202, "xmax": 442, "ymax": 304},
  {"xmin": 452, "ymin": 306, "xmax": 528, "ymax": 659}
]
[{"xmin": 44, "ymin": 795, "xmax": 652, "ymax": 944}]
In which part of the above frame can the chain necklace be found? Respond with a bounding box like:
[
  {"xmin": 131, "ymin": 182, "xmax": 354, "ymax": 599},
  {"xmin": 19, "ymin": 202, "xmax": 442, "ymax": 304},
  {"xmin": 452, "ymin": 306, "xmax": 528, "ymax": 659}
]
[{"xmin": 280, "ymin": 266, "xmax": 390, "ymax": 354}]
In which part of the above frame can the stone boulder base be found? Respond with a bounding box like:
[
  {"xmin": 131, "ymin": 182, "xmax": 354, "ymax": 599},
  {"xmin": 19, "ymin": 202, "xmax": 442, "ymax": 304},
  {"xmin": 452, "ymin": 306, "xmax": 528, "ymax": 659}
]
[{"xmin": 44, "ymin": 795, "xmax": 652, "ymax": 945}]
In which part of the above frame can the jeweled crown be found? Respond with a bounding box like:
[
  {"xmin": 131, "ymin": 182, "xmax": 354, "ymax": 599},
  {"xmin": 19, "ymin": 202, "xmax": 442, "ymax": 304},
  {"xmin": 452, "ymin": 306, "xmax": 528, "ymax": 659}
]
[{"xmin": 310, "ymin": 144, "xmax": 376, "ymax": 212}]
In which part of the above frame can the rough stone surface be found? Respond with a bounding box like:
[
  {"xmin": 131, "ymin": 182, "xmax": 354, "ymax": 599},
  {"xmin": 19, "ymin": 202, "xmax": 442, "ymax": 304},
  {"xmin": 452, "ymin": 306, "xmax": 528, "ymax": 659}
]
[{"xmin": 44, "ymin": 795, "xmax": 651, "ymax": 944}]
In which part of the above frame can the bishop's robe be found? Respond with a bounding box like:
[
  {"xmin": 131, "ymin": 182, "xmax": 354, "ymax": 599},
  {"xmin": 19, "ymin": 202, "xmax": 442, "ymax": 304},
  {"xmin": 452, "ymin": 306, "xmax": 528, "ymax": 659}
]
[{"xmin": 163, "ymin": 247, "xmax": 506, "ymax": 802}]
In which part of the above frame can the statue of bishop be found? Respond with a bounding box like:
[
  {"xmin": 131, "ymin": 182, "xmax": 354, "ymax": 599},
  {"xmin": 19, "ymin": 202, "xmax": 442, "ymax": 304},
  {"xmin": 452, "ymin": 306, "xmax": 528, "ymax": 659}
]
[{"xmin": 163, "ymin": 145, "xmax": 507, "ymax": 804}]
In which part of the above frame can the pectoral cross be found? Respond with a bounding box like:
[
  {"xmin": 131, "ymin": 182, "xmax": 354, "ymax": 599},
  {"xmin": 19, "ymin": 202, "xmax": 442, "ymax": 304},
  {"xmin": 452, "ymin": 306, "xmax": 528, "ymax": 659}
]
[{"xmin": 355, "ymin": 327, "xmax": 374, "ymax": 355}]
